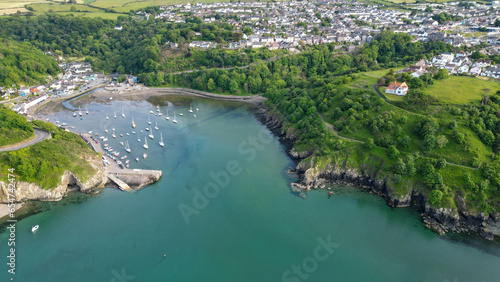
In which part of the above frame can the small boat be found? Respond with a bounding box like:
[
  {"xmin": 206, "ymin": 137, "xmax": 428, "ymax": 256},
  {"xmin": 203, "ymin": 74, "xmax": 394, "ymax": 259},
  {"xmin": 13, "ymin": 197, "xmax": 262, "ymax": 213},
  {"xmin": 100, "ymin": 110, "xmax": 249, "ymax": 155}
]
[
  {"xmin": 155, "ymin": 122, "xmax": 159, "ymax": 131},
  {"xmin": 193, "ymin": 114, "xmax": 196, "ymax": 118},
  {"xmin": 159, "ymin": 133, "xmax": 164, "ymax": 147},
  {"xmin": 148, "ymin": 117, "xmax": 151, "ymax": 125},
  {"xmin": 104, "ymin": 143, "xmax": 108, "ymax": 147},
  {"xmin": 104, "ymin": 126, "xmax": 108, "ymax": 134},
  {"xmin": 85, "ymin": 106, "xmax": 89, "ymax": 115},
  {"xmin": 149, "ymin": 110, "xmax": 154, "ymax": 114},
  {"xmin": 112, "ymin": 133, "xmax": 116, "ymax": 139},
  {"xmin": 132, "ymin": 118, "xmax": 136, "ymax": 128},
  {"xmin": 148, "ymin": 127, "xmax": 154, "ymax": 139},
  {"xmin": 120, "ymin": 141, "xmax": 124, "ymax": 146},
  {"xmin": 95, "ymin": 133, "xmax": 98, "ymax": 136},
  {"xmin": 143, "ymin": 153, "xmax": 148, "ymax": 159},
  {"xmin": 172, "ymin": 112, "xmax": 177, "ymax": 124},
  {"xmin": 188, "ymin": 104, "xmax": 193, "ymax": 113},
  {"xmin": 196, "ymin": 108, "xmax": 199, "ymax": 111},
  {"xmin": 137, "ymin": 137, "xmax": 141, "ymax": 142},
  {"xmin": 125, "ymin": 141, "xmax": 131, "ymax": 153},
  {"xmin": 143, "ymin": 137, "xmax": 149, "ymax": 149},
  {"xmin": 135, "ymin": 157, "xmax": 139, "ymax": 162},
  {"xmin": 103, "ymin": 138, "xmax": 108, "ymax": 142},
  {"xmin": 120, "ymin": 134, "xmax": 123, "ymax": 137},
  {"xmin": 121, "ymin": 108, "xmax": 125, "ymax": 118},
  {"xmin": 132, "ymin": 131, "xmax": 136, "ymax": 134},
  {"xmin": 126, "ymin": 164, "xmax": 129, "ymax": 168},
  {"xmin": 165, "ymin": 110, "xmax": 170, "ymax": 120},
  {"xmin": 99, "ymin": 136, "xmax": 105, "ymax": 140},
  {"xmin": 31, "ymin": 225, "xmax": 39, "ymax": 233},
  {"xmin": 140, "ymin": 130, "xmax": 143, "ymax": 133},
  {"xmin": 106, "ymin": 113, "xmax": 109, "ymax": 120},
  {"xmin": 62, "ymin": 123, "xmax": 67, "ymax": 126},
  {"xmin": 114, "ymin": 111, "xmax": 117, "ymax": 119},
  {"xmin": 126, "ymin": 160, "xmax": 130, "ymax": 164},
  {"xmin": 179, "ymin": 113, "xmax": 183, "ymax": 116},
  {"xmin": 88, "ymin": 131, "xmax": 92, "ymax": 134},
  {"xmin": 121, "ymin": 156, "xmax": 127, "ymax": 160},
  {"xmin": 145, "ymin": 127, "xmax": 149, "ymax": 131},
  {"xmin": 73, "ymin": 112, "xmax": 77, "ymax": 117},
  {"xmin": 126, "ymin": 133, "xmax": 129, "ymax": 136}
]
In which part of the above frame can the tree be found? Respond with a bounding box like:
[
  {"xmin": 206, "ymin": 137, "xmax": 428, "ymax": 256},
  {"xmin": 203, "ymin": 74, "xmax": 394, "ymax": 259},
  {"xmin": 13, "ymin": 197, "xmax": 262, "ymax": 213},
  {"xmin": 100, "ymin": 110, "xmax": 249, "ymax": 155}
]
[
  {"xmin": 377, "ymin": 77, "xmax": 385, "ymax": 87},
  {"xmin": 364, "ymin": 138, "xmax": 375, "ymax": 151},
  {"xmin": 434, "ymin": 68, "xmax": 449, "ymax": 80},
  {"xmin": 436, "ymin": 135, "xmax": 448, "ymax": 149},
  {"xmin": 428, "ymin": 190, "xmax": 443, "ymax": 206},
  {"xmin": 436, "ymin": 158, "xmax": 447, "ymax": 170},
  {"xmin": 207, "ymin": 78, "xmax": 216, "ymax": 91},
  {"xmin": 395, "ymin": 158, "xmax": 407, "ymax": 175},
  {"xmin": 388, "ymin": 145, "xmax": 400, "ymax": 159},
  {"xmin": 399, "ymin": 135, "xmax": 411, "ymax": 149}
]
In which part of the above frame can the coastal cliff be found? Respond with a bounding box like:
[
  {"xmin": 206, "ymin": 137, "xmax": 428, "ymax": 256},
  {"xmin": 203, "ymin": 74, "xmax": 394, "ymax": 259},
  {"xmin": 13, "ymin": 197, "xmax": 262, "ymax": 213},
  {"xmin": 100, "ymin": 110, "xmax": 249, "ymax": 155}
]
[
  {"xmin": 255, "ymin": 104, "xmax": 500, "ymax": 241},
  {"xmin": 0, "ymin": 159, "xmax": 108, "ymax": 203}
]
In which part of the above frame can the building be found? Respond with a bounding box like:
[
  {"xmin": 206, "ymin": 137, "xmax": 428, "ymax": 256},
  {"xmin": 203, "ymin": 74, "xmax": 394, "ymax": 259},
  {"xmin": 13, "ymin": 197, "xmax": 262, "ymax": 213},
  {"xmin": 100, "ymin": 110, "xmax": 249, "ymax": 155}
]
[{"xmin": 385, "ymin": 82, "xmax": 409, "ymax": 96}]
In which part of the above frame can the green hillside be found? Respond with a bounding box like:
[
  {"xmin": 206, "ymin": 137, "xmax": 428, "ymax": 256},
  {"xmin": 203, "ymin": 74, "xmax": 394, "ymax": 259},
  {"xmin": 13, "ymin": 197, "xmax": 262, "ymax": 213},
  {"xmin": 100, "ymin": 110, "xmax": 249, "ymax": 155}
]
[{"xmin": 0, "ymin": 37, "xmax": 60, "ymax": 87}]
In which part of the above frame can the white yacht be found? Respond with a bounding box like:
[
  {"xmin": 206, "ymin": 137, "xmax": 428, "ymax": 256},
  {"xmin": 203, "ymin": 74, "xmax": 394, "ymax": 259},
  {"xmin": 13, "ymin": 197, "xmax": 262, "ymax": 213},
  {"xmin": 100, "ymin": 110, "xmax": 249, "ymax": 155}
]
[
  {"xmin": 148, "ymin": 127, "xmax": 154, "ymax": 139},
  {"xmin": 143, "ymin": 137, "xmax": 149, "ymax": 149},
  {"xmin": 172, "ymin": 112, "xmax": 177, "ymax": 124},
  {"xmin": 159, "ymin": 133, "xmax": 164, "ymax": 147},
  {"xmin": 31, "ymin": 225, "xmax": 39, "ymax": 233},
  {"xmin": 125, "ymin": 141, "xmax": 131, "ymax": 153}
]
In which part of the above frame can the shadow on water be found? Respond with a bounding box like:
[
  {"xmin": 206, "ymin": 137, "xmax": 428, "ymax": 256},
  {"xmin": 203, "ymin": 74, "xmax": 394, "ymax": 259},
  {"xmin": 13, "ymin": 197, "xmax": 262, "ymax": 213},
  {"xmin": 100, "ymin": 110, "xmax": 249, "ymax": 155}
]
[{"xmin": 0, "ymin": 191, "xmax": 98, "ymax": 234}]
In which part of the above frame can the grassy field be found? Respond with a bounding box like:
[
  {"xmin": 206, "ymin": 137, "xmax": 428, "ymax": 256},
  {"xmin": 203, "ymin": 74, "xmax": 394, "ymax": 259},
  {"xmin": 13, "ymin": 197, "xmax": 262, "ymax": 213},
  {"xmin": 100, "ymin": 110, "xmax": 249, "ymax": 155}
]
[
  {"xmin": 427, "ymin": 76, "xmax": 500, "ymax": 104},
  {"xmin": 14, "ymin": 0, "xmax": 262, "ymax": 18},
  {"xmin": 29, "ymin": 3, "xmax": 98, "ymax": 13},
  {"xmin": 0, "ymin": 0, "xmax": 51, "ymax": 15}
]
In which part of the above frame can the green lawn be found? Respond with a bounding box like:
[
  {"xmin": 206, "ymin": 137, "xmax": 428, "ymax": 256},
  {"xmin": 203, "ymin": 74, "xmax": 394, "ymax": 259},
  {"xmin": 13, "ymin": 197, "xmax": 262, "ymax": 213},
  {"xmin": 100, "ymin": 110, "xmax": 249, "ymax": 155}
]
[{"xmin": 427, "ymin": 76, "xmax": 500, "ymax": 104}]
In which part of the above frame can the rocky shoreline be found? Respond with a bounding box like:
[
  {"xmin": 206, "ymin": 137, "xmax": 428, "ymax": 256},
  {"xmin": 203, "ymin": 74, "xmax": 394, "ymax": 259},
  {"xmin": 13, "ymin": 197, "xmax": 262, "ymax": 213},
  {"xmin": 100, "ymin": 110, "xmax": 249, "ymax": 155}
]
[{"xmin": 254, "ymin": 104, "xmax": 499, "ymax": 241}]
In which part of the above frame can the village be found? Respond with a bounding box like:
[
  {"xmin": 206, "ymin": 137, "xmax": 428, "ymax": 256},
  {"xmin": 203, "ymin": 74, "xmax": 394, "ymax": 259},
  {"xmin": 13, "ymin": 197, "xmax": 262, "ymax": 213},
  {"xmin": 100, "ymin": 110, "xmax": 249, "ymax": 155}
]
[{"xmin": 129, "ymin": 0, "xmax": 500, "ymax": 53}]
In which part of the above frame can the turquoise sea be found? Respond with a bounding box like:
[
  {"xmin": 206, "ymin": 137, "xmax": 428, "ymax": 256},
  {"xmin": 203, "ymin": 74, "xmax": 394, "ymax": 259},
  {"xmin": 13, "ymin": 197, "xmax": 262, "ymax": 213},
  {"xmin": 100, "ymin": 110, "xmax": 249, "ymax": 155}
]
[{"xmin": 1, "ymin": 96, "xmax": 500, "ymax": 282}]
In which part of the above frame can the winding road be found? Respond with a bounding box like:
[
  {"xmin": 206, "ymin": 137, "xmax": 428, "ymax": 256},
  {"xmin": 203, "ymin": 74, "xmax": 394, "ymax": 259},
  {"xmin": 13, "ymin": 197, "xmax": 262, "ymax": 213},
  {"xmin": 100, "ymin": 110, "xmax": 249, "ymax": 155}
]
[{"xmin": 0, "ymin": 129, "xmax": 51, "ymax": 152}]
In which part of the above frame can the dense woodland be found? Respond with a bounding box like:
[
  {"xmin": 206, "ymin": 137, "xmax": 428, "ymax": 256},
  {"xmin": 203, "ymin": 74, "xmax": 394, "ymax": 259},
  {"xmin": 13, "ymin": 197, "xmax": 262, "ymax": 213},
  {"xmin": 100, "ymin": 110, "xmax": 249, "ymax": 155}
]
[
  {"xmin": 0, "ymin": 37, "xmax": 60, "ymax": 88},
  {"xmin": 0, "ymin": 14, "xmax": 273, "ymax": 79}
]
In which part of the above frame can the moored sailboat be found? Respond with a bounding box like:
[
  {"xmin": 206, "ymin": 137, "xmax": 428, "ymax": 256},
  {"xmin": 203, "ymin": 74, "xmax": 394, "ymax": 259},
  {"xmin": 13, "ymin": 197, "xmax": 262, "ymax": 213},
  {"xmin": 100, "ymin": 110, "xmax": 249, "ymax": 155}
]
[
  {"xmin": 143, "ymin": 137, "xmax": 149, "ymax": 149},
  {"xmin": 131, "ymin": 118, "xmax": 136, "ymax": 128},
  {"xmin": 159, "ymin": 133, "xmax": 164, "ymax": 147}
]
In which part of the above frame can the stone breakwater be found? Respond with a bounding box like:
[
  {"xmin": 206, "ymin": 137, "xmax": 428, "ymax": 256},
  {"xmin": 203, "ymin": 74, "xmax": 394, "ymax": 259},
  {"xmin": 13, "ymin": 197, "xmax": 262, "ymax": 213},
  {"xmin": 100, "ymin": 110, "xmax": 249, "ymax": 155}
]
[{"xmin": 254, "ymin": 104, "xmax": 499, "ymax": 241}]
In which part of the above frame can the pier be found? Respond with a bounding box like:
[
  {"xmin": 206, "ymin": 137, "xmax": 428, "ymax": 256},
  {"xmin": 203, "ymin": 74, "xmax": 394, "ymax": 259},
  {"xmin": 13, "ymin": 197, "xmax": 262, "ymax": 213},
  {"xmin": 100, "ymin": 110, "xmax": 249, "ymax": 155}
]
[{"xmin": 80, "ymin": 134, "xmax": 163, "ymax": 192}]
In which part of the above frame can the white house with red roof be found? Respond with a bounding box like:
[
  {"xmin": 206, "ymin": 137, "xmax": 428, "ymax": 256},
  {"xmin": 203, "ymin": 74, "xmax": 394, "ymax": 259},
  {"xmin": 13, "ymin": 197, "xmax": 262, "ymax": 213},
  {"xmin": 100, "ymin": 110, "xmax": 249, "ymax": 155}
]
[{"xmin": 385, "ymin": 82, "xmax": 409, "ymax": 96}]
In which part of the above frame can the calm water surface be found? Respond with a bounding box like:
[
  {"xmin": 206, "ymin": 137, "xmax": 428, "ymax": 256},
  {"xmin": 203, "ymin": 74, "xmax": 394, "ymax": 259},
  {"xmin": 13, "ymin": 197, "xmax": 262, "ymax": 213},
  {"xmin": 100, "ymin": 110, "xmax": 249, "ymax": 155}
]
[{"xmin": 1, "ymin": 97, "xmax": 500, "ymax": 282}]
